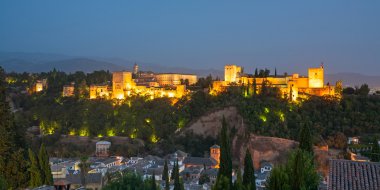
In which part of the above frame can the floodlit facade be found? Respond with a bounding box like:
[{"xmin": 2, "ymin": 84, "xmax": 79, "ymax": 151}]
[
  {"xmin": 224, "ymin": 64, "xmax": 242, "ymax": 83},
  {"xmin": 62, "ymin": 84, "xmax": 75, "ymax": 97},
  {"xmin": 89, "ymin": 85, "xmax": 110, "ymax": 99},
  {"xmin": 112, "ymin": 71, "xmax": 134, "ymax": 99},
  {"xmin": 212, "ymin": 64, "xmax": 337, "ymax": 101},
  {"xmin": 155, "ymin": 73, "xmax": 197, "ymax": 86}
]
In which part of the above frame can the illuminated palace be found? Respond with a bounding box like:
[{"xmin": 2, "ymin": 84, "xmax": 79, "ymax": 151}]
[
  {"xmin": 212, "ymin": 64, "xmax": 338, "ymax": 101},
  {"xmin": 88, "ymin": 64, "xmax": 197, "ymax": 100}
]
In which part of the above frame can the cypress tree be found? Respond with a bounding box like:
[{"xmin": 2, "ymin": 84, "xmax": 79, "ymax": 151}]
[
  {"xmin": 174, "ymin": 160, "xmax": 181, "ymax": 190},
  {"xmin": 287, "ymin": 149, "xmax": 319, "ymax": 190},
  {"xmin": 298, "ymin": 122, "xmax": 313, "ymax": 154},
  {"xmin": 275, "ymin": 68, "xmax": 277, "ymax": 77},
  {"xmin": 243, "ymin": 149, "xmax": 256, "ymax": 190},
  {"xmin": 171, "ymin": 161, "xmax": 177, "ymax": 181},
  {"xmin": 266, "ymin": 165, "xmax": 290, "ymax": 190},
  {"xmin": 151, "ymin": 171, "xmax": 157, "ymax": 190},
  {"xmin": 215, "ymin": 116, "xmax": 232, "ymax": 189},
  {"xmin": 39, "ymin": 144, "xmax": 53, "ymax": 185},
  {"xmin": 28, "ymin": 149, "xmax": 43, "ymax": 187},
  {"xmin": 234, "ymin": 169, "xmax": 243, "ymax": 190},
  {"xmin": 253, "ymin": 78, "xmax": 257, "ymax": 96},
  {"xmin": 254, "ymin": 68, "xmax": 258, "ymax": 77},
  {"xmin": 163, "ymin": 160, "xmax": 170, "ymax": 190},
  {"xmin": 79, "ymin": 156, "xmax": 90, "ymax": 188}
]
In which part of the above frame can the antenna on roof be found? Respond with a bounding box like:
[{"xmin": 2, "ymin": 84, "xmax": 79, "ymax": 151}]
[{"xmin": 321, "ymin": 62, "xmax": 324, "ymax": 69}]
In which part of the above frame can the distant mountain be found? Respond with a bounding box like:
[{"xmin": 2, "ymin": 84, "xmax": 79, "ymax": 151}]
[
  {"xmin": 326, "ymin": 73, "xmax": 380, "ymax": 88},
  {"xmin": 0, "ymin": 57, "xmax": 126, "ymax": 73},
  {"xmin": 0, "ymin": 52, "xmax": 222, "ymax": 77}
]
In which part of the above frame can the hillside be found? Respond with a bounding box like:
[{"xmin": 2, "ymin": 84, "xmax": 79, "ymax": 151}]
[{"xmin": 182, "ymin": 106, "xmax": 298, "ymax": 168}]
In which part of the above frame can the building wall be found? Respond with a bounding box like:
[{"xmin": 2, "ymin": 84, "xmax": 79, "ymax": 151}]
[
  {"xmin": 62, "ymin": 85, "xmax": 75, "ymax": 97},
  {"xmin": 308, "ymin": 66, "xmax": 324, "ymax": 88},
  {"xmin": 90, "ymin": 85, "xmax": 109, "ymax": 99},
  {"xmin": 224, "ymin": 65, "xmax": 242, "ymax": 83},
  {"xmin": 210, "ymin": 147, "xmax": 220, "ymax": 168},
  {"xmin": 155, "ymin": 73, "xmax": 197, "ymax": 86},
  {"xmin": 112, "ymin": 71, "xmax": 134, "ymax": 99},
  {"xmin": 35, "ymin": 82, "xmax": 43, "ymax": 92}
]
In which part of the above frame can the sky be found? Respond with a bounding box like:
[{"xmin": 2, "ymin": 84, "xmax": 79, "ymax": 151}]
[{"xmin": 0, "ymin": 0, "xmax": 379, "ymax": 75}]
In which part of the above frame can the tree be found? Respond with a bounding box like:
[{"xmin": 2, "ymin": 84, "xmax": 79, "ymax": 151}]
[
  {"xmin": 102, "ymin": 172, "xmax": 156, "ymax": 190},
  {"xmin": 171, "ymin": 161, "xmax": 177, "ymax": 181},
  {"xmin": 79, "ymin": 156, "xmax": 90, "ymax": 188},
  {"xmin": 266, "ymin": 165, "xmax": 290, "ymax": 190},
  {"xmin": 233, "ymin": 169, "xmax": 244, "ymax": 190},
  {"xmin": 275, "ymin": 68, "xmax": 277, "ymax": 77},
  {"xmin": 298, "ymin": 122, "xmax": 313, "ymax": 154},
  {"xmin": 28, "ymin": 149, "xmax": 43, "ymax": 187},
  {"xmin": 267, "ymin": 149, "xmax": 319, "ymax": 190},
  {"xmin": 253, "ymin": 78, "xmax": 257, "ymax": 96},
  {"xmin": 254, "ymin": 68, "xmax": 258, "ymax": 77},
  {"xmin": 0, "ymin": 176, "xmax": 7, "ymax": 190},
  {"xmin": 215, "ymin": 116, "xmax": 232, "ymax": 189},
  {"xmin": 343, "ymin": 87, "xmax": 355, "ymax": 95},
  {"xmin": 39, "ymin": 144, "xmax": 53, "ymax": 185},
  {"xmin": 242, "ymin": 149, "xmax": 255, "ymax": 190},
  {"xmin": 0, "ymin": 67, "xmax": 29, "ymax": 188},
  {"xmin": 370, "ymin": 139, "xmax": 380, "ymax": 162},
  {"xmin": 286, "ymin": 149, "xmax": 319, "ymax": 190},
  {"xmin": 357, "ymin": 84, "xmax": 370, "ymax": 96},
  {"xmin": 173, "ymin": 160, "xmax": 182, "ymax": 190},
  {"xmin": 163, "ymin": 160, "xmax": 170, "ymax": 190},
  {"xmin": 151, "ymin": 171, "xmax": 157, "ymax": 190}
]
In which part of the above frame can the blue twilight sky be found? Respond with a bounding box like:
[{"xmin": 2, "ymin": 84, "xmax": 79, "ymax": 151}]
[{"xmin": 0, "ymin": 0, "xmax": 379, "ymax": 75}]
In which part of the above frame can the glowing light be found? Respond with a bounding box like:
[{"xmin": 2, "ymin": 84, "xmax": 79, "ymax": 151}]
[
  {"xmin": 117, "ymin": 94, "xmax": 124, "ymax": 100},
  {"xmin": 69, "ymin": 129, "xmax": 76, "ymax": 136},
  {"xmin": 178, "ymin": 119, "xmax": 185, "ymax": 129},
  {"xmin": 145, "ymin": 118, "xmax": 151, "ymax": 124},
  {"xmin": 107, "ymin": 129, "xmax": 115, "ymax": 137},
  {"xmin": 259, "ymin": 115, "xmax": 267, "ymax": 122},
  {"xmin": 278, "ymin": 112, "xmax": 285, "ymax": 122},
  {"xmin": 150, "ymin": 134, "xmax": 159, "ymax": 143},
  {"xmin": 130, "ymin": 128, "xmax": 138, "ymax": 139},
  {"xmin": 40, "ymin": 121, "xmax": 58, "ymax": 135},
  {"xmin": 98, "ymin": 134, "xmax": 103, "ymax": 137},
  {"xmin": 79, "ymin": 128, "xmax": 89, "ymax": 136},
  {"xmin": 168, "ymin": 92, "xmax": 175, "ymax": 98},
  {"xmin": 264, "ymin": 107, "xmax": 270, "ymax": 113}
]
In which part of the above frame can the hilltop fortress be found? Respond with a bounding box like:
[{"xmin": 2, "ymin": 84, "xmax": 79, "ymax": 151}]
[
  {"xmin": 58, "ymin": 63, "xmax": 340, "ymax": 101},
  {"xmin": 212, "ymin": 64, "xmax": 340, "ymax": 100}
]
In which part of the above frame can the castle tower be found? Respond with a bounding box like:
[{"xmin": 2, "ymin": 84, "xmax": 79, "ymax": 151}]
[
  {"xmin": 224, "ymin": 65, "xmax": 242, "ymax": 83},
  {"xmin": 210, "ymin": 144, "xmax": 220, "ymax": 168},
  {"xmin": 112, "ymin": 71, "xmax": 133, "ymax": 99},
  {"xmin": 133, "ymin": 63, "xmax": 139, "ymax": 74},
  {"xmin": 308, "ymin": 64, "xmax": 324, "ymax": 88}
]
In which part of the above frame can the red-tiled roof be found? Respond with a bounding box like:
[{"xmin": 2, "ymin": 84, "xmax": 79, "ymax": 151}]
[{"xmin": 328, "ymin": 159, "xmax": 380, "ymax": 190}]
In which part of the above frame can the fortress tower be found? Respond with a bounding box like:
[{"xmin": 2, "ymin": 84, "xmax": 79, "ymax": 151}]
[
  {"xmin": 224, "ymin": 65, "xmax": 242, "ymax": 83},
  {"xmin": 112, "ymin": 71, "xmax": 133, "ymax": 99},
  {"xmin": 308, "ymin": 64, "xmax": 324, "ymax": 88},
  {"xmin": 210, "ymin": 144, "xmax": 220, "ymax": 168}
]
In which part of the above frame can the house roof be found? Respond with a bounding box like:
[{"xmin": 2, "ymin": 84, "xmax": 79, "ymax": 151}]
[
  {"xmin": 96, "ymin": 141, "xmax": 111, "ymax": 145},
  {"xmin": 201, "ymin": 168, "xmax": 218, "ymax": 176},
  {"xmin": 210, "ymin": 145, "xmax": 220, "ymax": 149},
  {"xmin": 328, "ymin": 159, "xmax": 380, "ymax": 190},
  {"xmin": 65, "ymin": 173, "xmax": 103, "ymax": 184},
  {"xmin": 183, "ymin": 157, "xmax": 217, "ymax": 166}
]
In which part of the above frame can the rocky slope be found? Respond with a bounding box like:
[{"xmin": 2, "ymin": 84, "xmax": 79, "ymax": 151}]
[{"xmin": 183, "ymin": 106, "xmax": 298, "ymax": 168}]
